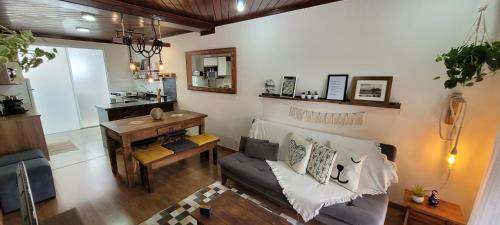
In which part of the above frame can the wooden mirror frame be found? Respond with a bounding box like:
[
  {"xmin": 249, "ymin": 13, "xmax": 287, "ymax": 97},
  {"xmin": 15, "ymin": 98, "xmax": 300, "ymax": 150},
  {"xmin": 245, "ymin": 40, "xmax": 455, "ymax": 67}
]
[{"xmin": 186, "ymin": 47, "xmax": 237, "ymax": 94}]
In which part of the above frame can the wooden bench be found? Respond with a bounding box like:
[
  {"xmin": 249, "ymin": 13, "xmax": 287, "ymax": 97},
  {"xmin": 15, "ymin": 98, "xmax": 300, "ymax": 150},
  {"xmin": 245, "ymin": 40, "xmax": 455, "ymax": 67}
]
[{"xmin": 132, "ymin": 134, "xmax": 219, "ymax": 192}]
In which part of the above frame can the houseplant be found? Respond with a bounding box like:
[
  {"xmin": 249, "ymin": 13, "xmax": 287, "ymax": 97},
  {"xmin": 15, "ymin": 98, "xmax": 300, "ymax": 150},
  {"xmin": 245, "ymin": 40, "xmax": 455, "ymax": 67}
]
[
  {"xmin": 435, "ymin": 41, "xmax": 499, "ymax": 89},
  {"xmin": 411, "ymin": 184, "xmax": 425, "ymax": 204},
  {"xmin": 0, "ymin": 24, "xmax": 57, "ymax": 72}
]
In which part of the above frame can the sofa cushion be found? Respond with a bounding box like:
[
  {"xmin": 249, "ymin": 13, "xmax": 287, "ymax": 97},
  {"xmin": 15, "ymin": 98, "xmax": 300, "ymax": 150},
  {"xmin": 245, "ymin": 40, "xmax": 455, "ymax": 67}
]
[
  {"xmin": 330, "ymin": 150, "xmax": 367, "ymax": 191},
  {"xmin": 307, "ymin": 143, "xmax": 337, "ymax": 184},
  {"xmin": 239, "ymin": 137, "xmax": 269, "ymax": 153},
  {"xmin": 0, "ymin": 149, "xmax": 44, "ymax": 167},
  {"xmin": 317, "ymin": 194, "xmax": 389, "ymax": 225},
  {"xmin": 286, "ymin": 134, "xmax": 313, "ymax": 174},
  {"xmin": 245, "ymin": 138, "xmax": 279, "ymax": 161},
  {"xmin": 219, "ymin": 152, "xmax": 282, "ymax": 193},
  {"xmin": 0, "ymin": 158, "xmax": 56, "ymax": 213}
]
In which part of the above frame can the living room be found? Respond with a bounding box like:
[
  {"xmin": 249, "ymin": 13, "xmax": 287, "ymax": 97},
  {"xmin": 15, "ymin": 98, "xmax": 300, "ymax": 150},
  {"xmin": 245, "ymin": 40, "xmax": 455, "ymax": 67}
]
[{"xmin": 1, "ymin": 0, "xmax": 499, "ymax": 225}]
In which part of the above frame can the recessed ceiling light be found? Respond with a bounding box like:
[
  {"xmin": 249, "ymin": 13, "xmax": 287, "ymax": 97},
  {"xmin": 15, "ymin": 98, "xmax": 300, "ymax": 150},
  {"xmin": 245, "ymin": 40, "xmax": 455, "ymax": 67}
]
[
  {"xmin": 75, "ymin": 27, "xmax": 90, "ymax": 33},
  {"xmin": 237, "ymin": 0, "xmax": 245, "ymax": 12},
  {"xmin": 81, "ymin": 13, "xmax": 96, "ymax": 22}
]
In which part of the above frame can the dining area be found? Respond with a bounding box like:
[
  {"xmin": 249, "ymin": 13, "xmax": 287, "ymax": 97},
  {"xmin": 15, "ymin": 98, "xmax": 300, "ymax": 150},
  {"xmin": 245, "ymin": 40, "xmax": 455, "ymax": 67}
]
[{"xmin": 100, "ymin": 110, "xmax": 219, "ymax": 191}]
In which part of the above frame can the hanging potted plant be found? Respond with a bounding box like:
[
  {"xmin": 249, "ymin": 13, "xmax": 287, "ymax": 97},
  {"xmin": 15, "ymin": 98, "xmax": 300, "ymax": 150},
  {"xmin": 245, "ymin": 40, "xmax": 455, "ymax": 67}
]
[
  {"xmin": 0, "ymin": 24, "xmax": 58, "ymax": 73},
  {"xmin": 434, "ymin": 6, "xmax": 499, "ymax": 89}
]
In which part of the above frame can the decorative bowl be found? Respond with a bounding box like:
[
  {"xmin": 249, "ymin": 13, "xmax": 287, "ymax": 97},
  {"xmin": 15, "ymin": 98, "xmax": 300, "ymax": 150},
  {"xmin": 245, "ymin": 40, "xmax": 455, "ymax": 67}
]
[{"xmin": 150, "ymin": 108, "xmax": 164, "ymax": 120}]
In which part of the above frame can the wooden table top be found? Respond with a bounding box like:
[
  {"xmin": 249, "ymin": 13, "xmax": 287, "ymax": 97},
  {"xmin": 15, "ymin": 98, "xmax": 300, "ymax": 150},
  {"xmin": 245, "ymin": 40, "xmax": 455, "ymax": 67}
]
[
  {"xmin": 191, "ymin": 191, "xmax": 289, "ymax": 225},
  {"xmin": 100, "ymin": 110, "xmax": 207, "ymax": 135},
  {"xmin": 403, "ymin": 189, "xmax": 465, "ymax": 225}
]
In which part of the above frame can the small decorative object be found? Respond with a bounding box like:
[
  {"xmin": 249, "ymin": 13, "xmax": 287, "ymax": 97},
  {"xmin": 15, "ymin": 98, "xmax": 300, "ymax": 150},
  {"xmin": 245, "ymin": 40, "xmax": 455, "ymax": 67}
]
[
  {"xmin": 351, "ymin": 76, "xmax": 393, "ymax": 104},
  {"xmin": 199, "ymin": 204, "xmax": 212, "ymax": 217},
  {"xmin": 306, "ymin": 91, "xmax": 312, "ymax": 99},
  {"xmin": 313, "ymin": 91, "xmax": 319, "ymax": 100},
  {"xmin": 0, "ymin": 25, "xmax": 57, "ymax": 72},
  {"xmin": 434, "ymin": 5, "xmax": 499, "ymax": 89},
  {"xmin": 428, "ymin": 190, "xmax": 440, "ymax": 207},
  {"xmin": 300, "ymin": 92, "xmax": 306, "ymax": 99},
  {"xmin": 264, "ymin": 79, "xmax": 276, "ymax": 94},
  {"xmin": 140, "ymin": 59, "xmax": 150, "ymax": 71},
  {"xmin": 411, "ymin": 184, "xmax": 425, "ymax": 204},
  {"xmin": 280, "ymin": 76, "xmax": 297, "ymax": 98},
  {"xmin": 326, "ymin": 74, "xmax": 349, "ymax": 101},
  {"xmin": 150, "ymin": 107, "xmax": 164, "ymax": 120},
  {"xmin": 7, "ymin": 68, "xmax": 16, "ymax": 81}
]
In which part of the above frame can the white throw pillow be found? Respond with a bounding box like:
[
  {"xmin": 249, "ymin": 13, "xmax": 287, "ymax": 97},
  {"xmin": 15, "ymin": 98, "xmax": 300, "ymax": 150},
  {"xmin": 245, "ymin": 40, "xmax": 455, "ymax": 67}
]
[
  {"xmin": 286, "ymin": 134, "xmax": 313, "ymax": 174},
  {"xmin": 330, "ymin": 150, "xmax": 367, "ymax": 192},
  {"xmin": 330, "ymin": 141, "xmax": 398, "ymax": 194},
  {"xmin": 307, "ymin": 143, "xmax": 337, "ymax": 184}
]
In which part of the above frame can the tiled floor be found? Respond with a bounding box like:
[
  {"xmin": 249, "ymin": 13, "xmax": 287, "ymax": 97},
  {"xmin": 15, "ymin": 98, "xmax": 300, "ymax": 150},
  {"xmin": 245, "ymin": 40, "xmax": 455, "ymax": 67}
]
[{"xmin": 45, "ymin": 126, "xmax": 106, "ymax": 169}]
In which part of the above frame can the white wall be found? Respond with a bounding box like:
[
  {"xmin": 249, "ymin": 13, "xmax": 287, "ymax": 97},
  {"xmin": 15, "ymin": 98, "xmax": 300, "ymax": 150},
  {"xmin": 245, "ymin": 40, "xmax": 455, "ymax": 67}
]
[{"xmin": 162, "ymin": 0, "xmax": 500, "ymax": 220}]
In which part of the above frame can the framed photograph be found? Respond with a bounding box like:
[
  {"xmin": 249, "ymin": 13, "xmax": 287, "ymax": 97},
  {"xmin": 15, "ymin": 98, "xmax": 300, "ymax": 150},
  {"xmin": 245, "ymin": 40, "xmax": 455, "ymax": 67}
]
[
  {"xmin": 280, "ymin": 76, "xmax": 297, "ymax": 98},
  {"xmin": 326, "ymin": 74, "xmax": 348, "ymax": 101},
  {"xmin": 351, "ymin": 76, "xmax": 393, "ymax": 103},
  {"xmin": 140, "ymin": 59, "xmax": 150, "ymax": 70}
]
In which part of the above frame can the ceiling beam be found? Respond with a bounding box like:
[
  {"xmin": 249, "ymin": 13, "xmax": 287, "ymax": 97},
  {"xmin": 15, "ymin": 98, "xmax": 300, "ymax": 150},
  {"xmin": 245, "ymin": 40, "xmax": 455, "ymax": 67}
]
[
  {"xmin": 34, "ymin": 33, "xmax": 172, "ymax": 47},
  {"xmin": 215, "ymin": 0, "xmax": 342, "ymax": 26},
  {"xmin": 59, "ymin": 0, "xmax": 214, "ymax": 32}
]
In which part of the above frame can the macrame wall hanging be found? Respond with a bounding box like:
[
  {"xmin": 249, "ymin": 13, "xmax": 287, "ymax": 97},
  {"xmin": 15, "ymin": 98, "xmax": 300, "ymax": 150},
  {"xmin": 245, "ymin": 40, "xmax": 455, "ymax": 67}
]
[{"xmin": 289, "ymin": 106, "xmax": 365, "ymax": 126}]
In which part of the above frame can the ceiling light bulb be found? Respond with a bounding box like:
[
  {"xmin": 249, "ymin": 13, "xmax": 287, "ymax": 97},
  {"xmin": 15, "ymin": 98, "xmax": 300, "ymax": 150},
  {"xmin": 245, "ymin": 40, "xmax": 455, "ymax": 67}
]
[
  {"xmin": 158, "ymin": 62, "xmax": 164, "ymax": 70},
  {"xmin": 75, "ymin": 27, "xmax": 90, "ymax": 33},
  {"xmin": 82, "ymin": 13, "xmax": 96, "ymax": 22},
  {"xmin": 148, "ymin": 77, "xmax": 154, "ymax": 83},
  {"xmin": 129, "ymin": 63, "xmax": 136, "ymax": 71},
  {"xmin": 447, "ymin": 154, "xmax": 456, "ymax": 167},
  {"xmin": 237, "ymin": 1, "xmax": 245, "ymax": 12}
]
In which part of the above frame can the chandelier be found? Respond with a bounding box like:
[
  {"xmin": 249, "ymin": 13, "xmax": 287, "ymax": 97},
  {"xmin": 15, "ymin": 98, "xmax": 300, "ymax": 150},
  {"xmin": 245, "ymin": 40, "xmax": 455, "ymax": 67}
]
[{"xmin": 120, "ymin": 15, "xmax": 165, "ymax": 77}]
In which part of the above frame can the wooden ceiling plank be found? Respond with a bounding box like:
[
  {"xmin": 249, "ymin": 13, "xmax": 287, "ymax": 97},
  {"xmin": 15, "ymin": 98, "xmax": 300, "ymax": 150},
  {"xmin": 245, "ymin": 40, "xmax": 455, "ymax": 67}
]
[
  {"xmin": 59, "ymin": 0, "xmax": 214, "ymax": 32},
  {"xmin": 215, "ymin": 0, "xmax": 341, "ymax": 26}
]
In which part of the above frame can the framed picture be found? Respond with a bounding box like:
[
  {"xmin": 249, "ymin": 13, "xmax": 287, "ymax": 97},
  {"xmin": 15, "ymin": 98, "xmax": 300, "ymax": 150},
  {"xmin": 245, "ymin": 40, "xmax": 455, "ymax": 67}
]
[
  {"xmin": 351, "ymin": 76, "xmax": 393, "ymax": 103},
  {"xmin": 140, "ymin": 59, "xmax": 150, "ymax": 70},
  {"xmin": 325, "ymin": 74, "xmax": 348, "ymax": 101},
  {"xmin": 280, "ymin": 76, "xmax": 297, "ymax": 98}
]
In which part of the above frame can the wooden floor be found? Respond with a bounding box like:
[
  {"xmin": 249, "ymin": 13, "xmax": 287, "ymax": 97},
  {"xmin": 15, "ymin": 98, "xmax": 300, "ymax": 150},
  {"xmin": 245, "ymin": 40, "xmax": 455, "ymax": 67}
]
[{"xmin": 2, "ymin": 149, "xmax": 404, "ymax": 225}]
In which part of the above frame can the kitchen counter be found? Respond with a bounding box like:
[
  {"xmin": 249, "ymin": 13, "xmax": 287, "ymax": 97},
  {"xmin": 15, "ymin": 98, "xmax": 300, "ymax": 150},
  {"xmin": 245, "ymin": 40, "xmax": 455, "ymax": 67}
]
[{"xmin": 95, "ymin": 99, "xmax": 177, "ymax": 111}]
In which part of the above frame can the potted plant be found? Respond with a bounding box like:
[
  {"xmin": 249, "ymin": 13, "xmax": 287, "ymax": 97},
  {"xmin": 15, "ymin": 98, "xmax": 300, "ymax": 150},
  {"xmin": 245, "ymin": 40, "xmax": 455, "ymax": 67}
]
[
  {"xmin": 411, "ymin": 185, "xmax": 425, "ymax": 204},
  {"xmin": 0, "ymin": 24, "xmax": 57, "ymax": 73},
  {"xmin": 435, "ymin": 41, "xmax": 499, "ymax": 89},
  {"xmin": 300, "ymin": 92, "xmax": 306, "ymax": 99},
  {"xmin": 306, "ymin": 91, "xmax": 312, "ymax": 100},
  {"xmin": 313, "ymin": 91, "xmax": 319, "ymax": 100}
]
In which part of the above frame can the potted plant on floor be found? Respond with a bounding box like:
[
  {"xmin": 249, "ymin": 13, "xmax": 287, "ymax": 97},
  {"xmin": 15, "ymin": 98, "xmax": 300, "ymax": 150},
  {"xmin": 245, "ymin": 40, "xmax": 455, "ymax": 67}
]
[{"xmin": 411, "ymin": 185, "xmax": 425, "ymax": 204}]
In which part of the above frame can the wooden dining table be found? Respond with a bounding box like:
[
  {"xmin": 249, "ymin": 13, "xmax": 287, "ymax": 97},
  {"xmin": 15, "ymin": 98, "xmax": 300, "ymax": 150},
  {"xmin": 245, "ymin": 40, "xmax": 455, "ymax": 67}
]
[{"xmin": 100, "ymin": 110, "xmax": 208, "ymax": 187}]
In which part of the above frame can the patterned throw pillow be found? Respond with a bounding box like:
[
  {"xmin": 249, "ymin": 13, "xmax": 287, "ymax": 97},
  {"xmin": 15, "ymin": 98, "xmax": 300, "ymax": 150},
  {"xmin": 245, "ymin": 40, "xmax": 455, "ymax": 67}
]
[
  {"xmin": 330, "ymin": 150, "xmax": 367, "ymax": 191},
  {"xmin": 307, "ymin": 143, "xmax": 337, "ymax": 184},
  {"xmin": 286, "ymin": 134, "xmax": 314, "ymax": 174}
]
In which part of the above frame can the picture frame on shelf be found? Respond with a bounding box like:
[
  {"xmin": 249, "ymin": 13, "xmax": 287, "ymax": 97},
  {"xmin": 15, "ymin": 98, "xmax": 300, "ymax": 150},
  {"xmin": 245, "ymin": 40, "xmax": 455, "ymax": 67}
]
[
  {"xmin": 140, "ymin": 58, "xmax": 150, "ymax": 71},
  {"xmin": 280, "ymin": 76, "xmax": 297, "ymax": 98},
  {"xmin": 351, "ymin": 76, "xmax": 393, "ymax": 104},
  {"xmin": 325, "ymin": 74, "xmax": 349, "ymax": 101}
]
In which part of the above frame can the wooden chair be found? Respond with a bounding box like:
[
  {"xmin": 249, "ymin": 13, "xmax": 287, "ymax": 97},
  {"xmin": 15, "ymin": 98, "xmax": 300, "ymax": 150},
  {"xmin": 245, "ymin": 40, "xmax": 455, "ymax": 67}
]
[{"xmin": 133, "ymin": 134, "xmax": 219, "ymax": 192}]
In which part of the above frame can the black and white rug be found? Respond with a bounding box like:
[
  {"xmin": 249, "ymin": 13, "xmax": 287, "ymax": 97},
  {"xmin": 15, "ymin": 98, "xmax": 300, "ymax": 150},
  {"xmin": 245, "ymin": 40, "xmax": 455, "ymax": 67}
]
[{"xmin": 139, "ymin": 181, "xmax": 301, "ymax": 225}]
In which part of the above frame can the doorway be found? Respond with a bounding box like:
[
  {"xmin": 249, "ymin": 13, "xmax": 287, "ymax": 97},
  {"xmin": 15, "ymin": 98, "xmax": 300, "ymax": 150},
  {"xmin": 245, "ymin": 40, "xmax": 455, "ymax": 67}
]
[{"xmin": 24, "ymin": 46, "xmax": 110, "ymax": 134}]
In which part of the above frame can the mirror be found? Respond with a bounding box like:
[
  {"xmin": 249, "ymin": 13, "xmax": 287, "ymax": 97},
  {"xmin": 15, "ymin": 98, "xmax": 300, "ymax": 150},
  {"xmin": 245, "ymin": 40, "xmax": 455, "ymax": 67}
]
[{"xmin": 186, "ymin": 47, "xmax": 237, "ymax": 94}]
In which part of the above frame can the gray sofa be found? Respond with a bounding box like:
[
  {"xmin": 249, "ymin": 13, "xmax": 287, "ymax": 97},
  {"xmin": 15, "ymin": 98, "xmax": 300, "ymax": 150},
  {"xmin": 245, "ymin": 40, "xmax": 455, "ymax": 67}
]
[
  {"xmin": 220, "ymin": 143, "xmax": 396, "ymax": 225},
  {"xmin": 0, "ymin": 149, "xmax": 56, "ymax": 213}
]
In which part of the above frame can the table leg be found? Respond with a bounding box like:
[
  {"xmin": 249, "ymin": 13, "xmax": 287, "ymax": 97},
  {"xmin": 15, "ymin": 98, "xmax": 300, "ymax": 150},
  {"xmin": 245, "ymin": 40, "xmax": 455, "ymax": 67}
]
[
  {"xmin": 403, "ymin": 208, "xmax": 410, "ymax": 225},
  {"xmin": 106, "ymin": 136, "xmax": 117, "ymax": 174},
  {"xmin": 199, "ymin": 120, "xmax": 209, "ymax": 161},
  {"xmin": 213, "ymin": 147, "xmax": 218, "ymax": 165},
  {"xmin": 122, "ymin": 139, "xmax": 135, "ymax": 187}
]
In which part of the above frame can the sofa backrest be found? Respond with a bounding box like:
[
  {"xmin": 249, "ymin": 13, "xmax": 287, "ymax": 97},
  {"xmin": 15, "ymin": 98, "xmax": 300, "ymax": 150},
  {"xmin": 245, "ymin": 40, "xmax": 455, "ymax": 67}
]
[{"xmin": 248, "ymin": 119, "xmax": 396, "ymax": 162}]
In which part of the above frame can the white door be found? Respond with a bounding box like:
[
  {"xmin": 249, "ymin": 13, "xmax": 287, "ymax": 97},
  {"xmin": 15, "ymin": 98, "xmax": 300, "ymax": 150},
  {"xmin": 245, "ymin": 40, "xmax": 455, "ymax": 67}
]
[
  {"xmin": 24, "ymin": 46, "xmax": 80, "ymax": 134},
  {"xmin": 67, "ymin": 48, "xmax": 110, "ymax": 128}
]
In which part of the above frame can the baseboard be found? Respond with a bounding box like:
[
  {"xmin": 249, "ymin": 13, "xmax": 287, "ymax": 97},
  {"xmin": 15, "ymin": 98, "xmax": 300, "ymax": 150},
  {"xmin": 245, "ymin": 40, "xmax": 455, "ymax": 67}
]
[
  {"xmin": 389, "ymin": 201, "xmax": 406, "ymax": 211},
  {"xmin": 217, "ymin": 145, "xmax": 237, "ymax": 152}
]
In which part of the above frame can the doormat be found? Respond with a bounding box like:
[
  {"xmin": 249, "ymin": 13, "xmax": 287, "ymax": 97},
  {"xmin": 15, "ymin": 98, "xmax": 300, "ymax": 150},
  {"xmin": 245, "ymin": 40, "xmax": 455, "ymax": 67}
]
[
  {"xmin": 139, "ymin": 181, "xmax": 301, "ymax": 225},
  {"xmin": 47, "ymin": 141, "xmax": 79, "ymax": 156}
]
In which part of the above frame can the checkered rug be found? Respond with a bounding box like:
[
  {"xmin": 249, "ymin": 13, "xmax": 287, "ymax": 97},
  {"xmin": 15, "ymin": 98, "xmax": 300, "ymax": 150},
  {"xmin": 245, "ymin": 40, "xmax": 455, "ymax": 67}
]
[{"xmin": 139, "ymin": 181, "xmax": 302, "ymax": 225}]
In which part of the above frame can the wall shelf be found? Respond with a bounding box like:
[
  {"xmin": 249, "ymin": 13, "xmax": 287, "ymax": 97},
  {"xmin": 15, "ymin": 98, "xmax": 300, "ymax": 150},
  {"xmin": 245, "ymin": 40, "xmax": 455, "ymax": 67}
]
[{"xmin": 259, "ymin": 94, "xmax": 401, "ymax": 109}]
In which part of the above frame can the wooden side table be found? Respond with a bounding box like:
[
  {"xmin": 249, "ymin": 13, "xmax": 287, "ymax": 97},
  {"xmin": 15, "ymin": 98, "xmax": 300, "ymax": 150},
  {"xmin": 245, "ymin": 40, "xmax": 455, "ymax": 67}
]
[{"xmin": 403, "ymin": 190, "xmax": 465, "ymax": 225}]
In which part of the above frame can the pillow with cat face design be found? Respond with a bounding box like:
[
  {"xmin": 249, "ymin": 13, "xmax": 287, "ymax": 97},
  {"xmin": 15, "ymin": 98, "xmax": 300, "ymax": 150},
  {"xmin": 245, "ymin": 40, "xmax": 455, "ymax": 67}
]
[
  {"xmin": 286, "ymin": 133, "xmax": 314, "ymax": 174},
  {"xmin": 330, "ymin": 150, "xmax": 367, "ymax": 192}
]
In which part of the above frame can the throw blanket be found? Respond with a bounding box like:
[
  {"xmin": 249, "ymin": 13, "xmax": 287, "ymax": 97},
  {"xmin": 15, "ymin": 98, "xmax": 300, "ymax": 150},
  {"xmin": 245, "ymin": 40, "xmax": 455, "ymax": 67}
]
[{"xmin": 267, "ymin": 161, "xmax": 360, "ymax": 222}]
